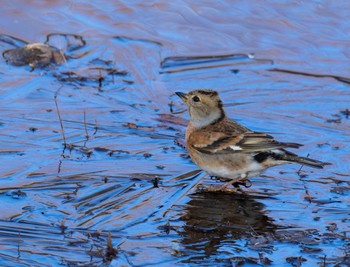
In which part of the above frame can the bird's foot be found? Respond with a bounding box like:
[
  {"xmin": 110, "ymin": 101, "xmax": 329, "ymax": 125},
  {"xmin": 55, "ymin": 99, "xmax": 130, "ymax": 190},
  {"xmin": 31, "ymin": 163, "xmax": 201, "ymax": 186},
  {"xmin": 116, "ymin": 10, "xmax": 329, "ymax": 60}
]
[
  {"xmin": 197, "ymin": 175, "xmax": 251, "ymax": 193},
  {"xmin": 214, "ymin": 176, "xmax": 252, "ymax": 189},
  {"xmin": 234, "ymin": 178, "xmax": 252, "ymax": 188}
]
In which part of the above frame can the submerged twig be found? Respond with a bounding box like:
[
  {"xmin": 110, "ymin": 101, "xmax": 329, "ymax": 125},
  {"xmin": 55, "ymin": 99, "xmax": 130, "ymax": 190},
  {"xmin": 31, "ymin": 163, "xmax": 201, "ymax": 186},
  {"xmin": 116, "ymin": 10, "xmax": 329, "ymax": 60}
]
[
  {"xmin": 152, "ymin": 176, "xmax": 160, "ymax": 188},
  {"xmin": 320, "ymin": 255, "xmax": 327, "ymax": 267},
  {"xmin": 105, "ymin": 232, "xmax": 118, "ymax": 262},
  {"xmin": 17, "ymin": 231, "xmax": 21, "ymax": 259},
  {"xmin": 84, "ymin": 110, "xmax": 89, "ymax": 140},
  {"xmin": 269, "ymin": 68, "xmax": 350, "ymax": 85},
  {"xmin": 98, "ymin": 69, "xmax": 104, "ymax": 91},
  {"xmin": 57, "ymin": 159, "xmax": 62, "ymax": 174},
  {"xmin": 54, "ymin": 95, "xmax": 67, "ymax": 147},
  {"xmin": 168, "ymin": 101, "xmax": 174, "ymax": 113},
  {"xmin": 58, "ymin": 49, "xmax": 68, "ymax": 66},
  {"xmin": 297, "ymin": 153, "xmax": 312, "ymax": 203},
  {"xmin": 93, "ymin": 119, "xmax": 98, "ymax": 136},
  {"xmin": 152, "ymin": 171, "xmax": 205, "ymax": 220},
  {"xmin": 297, "ymin": 162, "xmax": 305, "ymax": 175},
  {"xmin": 59, "ymin": 217, "xmax": 67, "ymax": 234}
]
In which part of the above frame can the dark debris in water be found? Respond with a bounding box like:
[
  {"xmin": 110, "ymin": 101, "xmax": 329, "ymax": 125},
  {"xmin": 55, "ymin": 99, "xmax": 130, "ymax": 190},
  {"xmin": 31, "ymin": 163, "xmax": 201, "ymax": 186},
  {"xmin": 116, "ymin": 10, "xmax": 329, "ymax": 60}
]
[
  {"xmin": 269, "ymin": 68, "xmax": 350, "ymax": 85},
  {"xmin": 152, "ymin": 176, "xmax": 160, "ymax": 188},
  {"xmin": 104, "ymin": 232, "xmax": 118, "ymax": 262},
  {"xmin": 1, "ymin": 33, "xmax": 87, "ymax": 70},
  {"xmin": 28, "ymin": 127, "xmax": 38, "ymax": 132},
  {"xmin": 6, "ymin": 189, "xmax": 27, "ymax": 199},
  {"xmin": 330, "ymin": 186, "xmax": 350, "ymax": 195},
  {"xmin": 160, "ymin": 53, "xmax": 258, "ymax": 74},
  {"xmin": 113, "ymin": 35, "xmax": 163, "ymax": 47},
  {"xmin": 229, "ymin": 256, "xmax": 266, "ymax": 266},
  {"xmin": 45, "ymin": 33, "xmax": 86, "ymax": 53},
  {"xmin": 53, "ymin": 66, "xmax": 129, "ymax": 90},
  {"xmin": 123, "ymin": 122, "xmax": 154, "ymax": 131},
  {"xmin": 326, "ymin": 109, "xmax": 350, "ymax": 124},
  {"xmin": 0, "ymin": 33, "xmax": 28, "ymax": 47},
  {"xmin": 340, "ymin": 108, "xmax": 350, "ymax": 119},
  {"xmin": 3, "ymin": 42, "xmax": 65, "ymax": 69},
  {"xmin": 286, "ymin": 256, "xmax": 307, "ymax": 267}
]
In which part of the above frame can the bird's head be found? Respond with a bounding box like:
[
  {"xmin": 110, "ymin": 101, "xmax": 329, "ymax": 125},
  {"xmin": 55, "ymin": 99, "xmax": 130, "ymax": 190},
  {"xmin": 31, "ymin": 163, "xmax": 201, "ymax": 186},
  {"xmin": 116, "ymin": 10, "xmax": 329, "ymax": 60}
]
[{"xmin": 176, "ymin": 89, "xmax": 225, "ymax": 128}]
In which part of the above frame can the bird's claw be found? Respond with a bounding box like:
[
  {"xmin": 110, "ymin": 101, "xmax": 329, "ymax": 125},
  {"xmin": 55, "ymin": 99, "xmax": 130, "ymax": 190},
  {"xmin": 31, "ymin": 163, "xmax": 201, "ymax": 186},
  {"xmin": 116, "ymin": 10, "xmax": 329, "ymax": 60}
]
[
  {"xmin": 214, "ymin": 176, "xmax": 252, "ymax": 188},
  {"xmin": 238, "ymin": 179, "xmax": 252, "ymax": 188}
]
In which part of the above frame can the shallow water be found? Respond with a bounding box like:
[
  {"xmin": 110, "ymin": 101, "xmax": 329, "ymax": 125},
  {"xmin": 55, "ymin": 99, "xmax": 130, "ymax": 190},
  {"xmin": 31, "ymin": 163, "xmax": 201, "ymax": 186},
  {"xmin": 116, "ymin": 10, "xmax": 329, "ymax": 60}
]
[{"xmin": 0, "ymin": 1, "xmax": 349, "ymax": 266}]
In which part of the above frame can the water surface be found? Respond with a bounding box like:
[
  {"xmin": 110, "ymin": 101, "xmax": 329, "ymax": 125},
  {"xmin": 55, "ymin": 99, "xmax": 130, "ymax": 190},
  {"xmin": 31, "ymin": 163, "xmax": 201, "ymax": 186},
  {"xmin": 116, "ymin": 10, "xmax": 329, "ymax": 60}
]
[{"xmin": 0, "ymin": 1, "xmax": 349, "ymax": 266}]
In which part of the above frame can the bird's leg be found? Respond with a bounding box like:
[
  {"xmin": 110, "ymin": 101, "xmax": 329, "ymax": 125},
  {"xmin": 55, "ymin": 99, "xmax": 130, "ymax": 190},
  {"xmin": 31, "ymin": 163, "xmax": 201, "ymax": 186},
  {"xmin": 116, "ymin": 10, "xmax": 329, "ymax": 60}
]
[
  {"xmin": 197, "ymin": 183, "xmax": 240, "ymax": 193},
  {"xmin": 197, "ymin": 174, "xmax": 249, "ymax": 193},
  {"xmin": 218, "ymin": 174, "xmax": 249, "ymax": 191}
]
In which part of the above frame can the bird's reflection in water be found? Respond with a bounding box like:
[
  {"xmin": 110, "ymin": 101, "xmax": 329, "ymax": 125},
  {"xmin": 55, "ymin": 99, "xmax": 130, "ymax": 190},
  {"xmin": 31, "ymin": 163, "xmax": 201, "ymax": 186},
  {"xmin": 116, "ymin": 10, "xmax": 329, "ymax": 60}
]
[{"xmin": 179, "ymin": 192, "xmax": 276, "ymax": 263}]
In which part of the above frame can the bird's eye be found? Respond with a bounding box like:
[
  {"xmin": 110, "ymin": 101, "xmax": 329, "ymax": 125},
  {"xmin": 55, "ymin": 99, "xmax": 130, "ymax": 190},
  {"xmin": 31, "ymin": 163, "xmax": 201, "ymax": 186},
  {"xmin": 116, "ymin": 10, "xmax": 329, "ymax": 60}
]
[{"xmin": 192, "ymin": 96, "xmax": 200, "ymax": 102}]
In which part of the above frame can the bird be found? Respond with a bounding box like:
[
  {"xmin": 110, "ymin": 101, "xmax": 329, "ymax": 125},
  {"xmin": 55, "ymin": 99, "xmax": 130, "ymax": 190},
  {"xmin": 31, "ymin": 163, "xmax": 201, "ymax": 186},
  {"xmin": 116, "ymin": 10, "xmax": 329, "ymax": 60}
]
[{"xmin": 176, "ymin": 89, "xmax": 330, "ymax": 192}]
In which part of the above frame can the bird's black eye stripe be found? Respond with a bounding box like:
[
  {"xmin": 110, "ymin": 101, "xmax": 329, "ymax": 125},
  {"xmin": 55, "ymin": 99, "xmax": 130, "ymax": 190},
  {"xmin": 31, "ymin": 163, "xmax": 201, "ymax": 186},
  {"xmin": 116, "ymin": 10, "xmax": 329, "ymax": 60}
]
[
  {"xmin": 197, "ymin": 90, "xmax": 217, "ymax": 96},
  {"xmin": 192, "ymin": 96, "xmax": 200, "ymax": 102}
]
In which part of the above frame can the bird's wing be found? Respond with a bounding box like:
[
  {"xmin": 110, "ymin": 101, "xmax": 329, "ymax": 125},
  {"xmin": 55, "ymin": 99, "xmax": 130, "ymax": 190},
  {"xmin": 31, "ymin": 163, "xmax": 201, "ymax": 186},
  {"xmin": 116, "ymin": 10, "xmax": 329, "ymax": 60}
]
[{"xmin": 189, "ymin": 130, "xmax": 302, "ymax": 154}]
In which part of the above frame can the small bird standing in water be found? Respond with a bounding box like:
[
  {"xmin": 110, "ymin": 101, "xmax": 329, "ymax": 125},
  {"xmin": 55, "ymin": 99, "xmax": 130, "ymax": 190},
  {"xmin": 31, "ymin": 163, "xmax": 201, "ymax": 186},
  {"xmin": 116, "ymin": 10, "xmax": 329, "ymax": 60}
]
[{"xmin": 176, "ymin": 89, "xmax": 329, "ymax": 191}]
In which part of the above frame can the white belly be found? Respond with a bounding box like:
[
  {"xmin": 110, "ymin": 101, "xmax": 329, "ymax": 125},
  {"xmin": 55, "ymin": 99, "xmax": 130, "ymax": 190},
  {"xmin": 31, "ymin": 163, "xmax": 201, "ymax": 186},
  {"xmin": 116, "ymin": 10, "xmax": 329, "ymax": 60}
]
[{"xmin": 203, "ymin": 161, "xmax": 263, "ymax": 179}]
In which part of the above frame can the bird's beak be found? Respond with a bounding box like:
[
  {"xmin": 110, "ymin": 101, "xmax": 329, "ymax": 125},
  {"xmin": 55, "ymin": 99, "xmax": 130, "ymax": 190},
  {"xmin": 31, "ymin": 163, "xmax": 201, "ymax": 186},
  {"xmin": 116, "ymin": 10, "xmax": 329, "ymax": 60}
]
[{"xmin": 175, "ymin": 91, "xmax": 188, "ymax": 102}]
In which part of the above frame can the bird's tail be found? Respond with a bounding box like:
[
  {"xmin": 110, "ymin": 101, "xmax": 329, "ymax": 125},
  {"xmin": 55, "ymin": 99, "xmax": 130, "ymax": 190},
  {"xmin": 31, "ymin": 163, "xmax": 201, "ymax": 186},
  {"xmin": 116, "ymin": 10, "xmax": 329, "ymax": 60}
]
[{"xmin": 277, "ymin": 151, "xmax": 330, "ymax": 169}]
